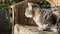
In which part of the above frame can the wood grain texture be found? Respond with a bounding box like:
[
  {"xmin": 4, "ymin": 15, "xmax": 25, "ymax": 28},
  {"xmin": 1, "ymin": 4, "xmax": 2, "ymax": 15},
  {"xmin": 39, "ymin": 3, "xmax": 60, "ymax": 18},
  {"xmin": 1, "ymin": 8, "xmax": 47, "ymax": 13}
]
[
  {"xmin": 11, "ymin": 1, "xmax": 37, "ymax": 25},
  {"xmin": 14, "ymin": 24, "xmax": 58, "ymax": 34}
]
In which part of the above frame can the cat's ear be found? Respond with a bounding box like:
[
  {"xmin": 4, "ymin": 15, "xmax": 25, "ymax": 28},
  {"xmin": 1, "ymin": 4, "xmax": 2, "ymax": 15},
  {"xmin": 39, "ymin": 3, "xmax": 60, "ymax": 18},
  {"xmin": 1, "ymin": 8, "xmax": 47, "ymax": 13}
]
[{"xmin": 28, "ymin": 2, "xmax": 34, "ymax": 6}]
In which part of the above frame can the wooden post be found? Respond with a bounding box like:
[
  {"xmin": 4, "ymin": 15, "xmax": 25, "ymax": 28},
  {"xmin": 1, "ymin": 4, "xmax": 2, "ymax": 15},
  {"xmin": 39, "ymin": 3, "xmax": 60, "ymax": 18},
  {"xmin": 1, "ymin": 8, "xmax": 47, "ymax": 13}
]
[{"xmin": 10, "ymin": 5, "xmax": 15, "ymax": 34}]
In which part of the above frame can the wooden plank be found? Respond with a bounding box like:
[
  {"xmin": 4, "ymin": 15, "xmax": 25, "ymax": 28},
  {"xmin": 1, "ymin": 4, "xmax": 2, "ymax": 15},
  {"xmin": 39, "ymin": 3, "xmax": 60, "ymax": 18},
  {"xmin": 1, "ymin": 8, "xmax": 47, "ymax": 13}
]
[
  {"xmin": 46, "ymin": 0, "xmax": 60, "ymax": 6},
  {"xmin": 14, "ymin": 24, "xmax": 58, "ymax": 34},
  {"xmin": 58, "ymin": 0, "xmax": 60, "ymax": 6},
  {"xmin": 11, "ymin": 1, "xmax": 37, "ymax": 25}
]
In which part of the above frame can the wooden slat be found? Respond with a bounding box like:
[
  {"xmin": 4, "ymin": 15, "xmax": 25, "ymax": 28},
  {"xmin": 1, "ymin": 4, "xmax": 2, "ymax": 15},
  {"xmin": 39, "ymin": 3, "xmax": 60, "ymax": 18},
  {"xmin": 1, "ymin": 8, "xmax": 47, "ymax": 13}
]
[
  {"xmin": 11, "ymin": 1, "xmax": 36, "ymax": 25},
  {"xmin": 46, "ymin": 0, "xmax": 60, "ymax": 6},
  {"xmin": 14, "ymin": 24, "xmax": 58, "ymax": 34}
]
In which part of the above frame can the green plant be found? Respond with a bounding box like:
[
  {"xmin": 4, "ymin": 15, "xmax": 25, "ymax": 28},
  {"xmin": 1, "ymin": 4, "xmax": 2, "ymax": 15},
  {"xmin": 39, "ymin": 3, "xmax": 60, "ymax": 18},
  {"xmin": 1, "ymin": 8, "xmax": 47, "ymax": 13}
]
[{"xmin": 37, "ymin": 1, "xmax": 51, "ymax": 8}]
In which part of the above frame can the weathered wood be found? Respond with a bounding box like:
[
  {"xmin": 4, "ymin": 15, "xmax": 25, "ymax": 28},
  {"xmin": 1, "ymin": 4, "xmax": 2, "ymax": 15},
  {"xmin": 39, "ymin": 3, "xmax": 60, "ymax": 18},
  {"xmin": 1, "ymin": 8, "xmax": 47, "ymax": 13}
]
[
  {"xmin": 14, "ymin": 24, "xmax": 58, "ymax": 34},
  {"xmin": 46, "ymin": 0, "xmax": 60, "ymax": 6},
  {"xmin": 10, "ymin": 1, "xmax": 37, "ymax": 25},
  {"xmin": 10, "ymin": 5, "xmax": 15, "ymax": 34}
]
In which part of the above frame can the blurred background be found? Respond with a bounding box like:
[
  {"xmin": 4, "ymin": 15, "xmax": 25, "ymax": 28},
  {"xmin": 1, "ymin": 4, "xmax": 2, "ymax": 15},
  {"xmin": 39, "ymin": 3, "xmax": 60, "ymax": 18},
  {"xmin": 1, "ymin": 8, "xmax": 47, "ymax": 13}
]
[{"xmin": 0, "ymin": 0, "xmax": 24, "ymax": 34}]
